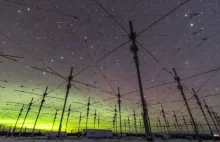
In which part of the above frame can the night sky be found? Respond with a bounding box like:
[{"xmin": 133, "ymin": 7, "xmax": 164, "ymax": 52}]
[{"xmin": 0, "ymin": 0, "xmax": 220, "ymax": 133}]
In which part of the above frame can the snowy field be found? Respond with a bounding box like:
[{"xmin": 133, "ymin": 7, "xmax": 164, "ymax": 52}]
[{"xmin": 0, "ymin": 137, "xmax": 217, "ymax": 142}]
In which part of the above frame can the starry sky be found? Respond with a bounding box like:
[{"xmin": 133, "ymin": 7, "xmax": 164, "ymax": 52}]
[{"xmin": 0, "ymin": 0, "xmax": 220, "ymax": 134}]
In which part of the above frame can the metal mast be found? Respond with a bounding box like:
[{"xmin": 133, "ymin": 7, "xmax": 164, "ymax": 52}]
[
  {"xmin": 65, "ymin": 104, "xmax": 71, "ymax": 132},
  {"xmin": 167, "ymin": 120, "xmax": 171, "ymax": 133},
  {"xmin": 117, "ymin": 87, "xmax": 122, "ymax": 136},
  {"xmin": 216, "ymin": 113, "xmax": 220, "ymax": 124},
  {"xmin": 58, "ymin": 67, "xmax": 73, "ymax": 136},
  {"xmin": 147, "ymin": 111, "xmax": 151, "ymax": 133},
  {"xmin": 129, "ymin": 21, "xmax": 151, "ymax": 138},
  {"xmin": 156, "ymin": 123, "xmax": 160, "ymax": 133},
  {"xmin": 94, "ymin": 109, "xmax": 97, "ymax": 129},
  {"xmin": 23, "ymin": 127, "xmax": 27, "ymax": 133},
  {"xmin": 173, "ymin": 111, "xmax": 181, "ymax": 134},
  {"xmin": 161, "ymin": 106, "xmax": 170, "ymax": 134},
  {"xmin": 2, "ymin": 125, "xmax": 5, "ymax": 133},
  {"xmin": 179, "ymin": 123, "xmax": 183, "ymax": 134},
  {"xmin": 113, "ymin": 116, "xmax": 115, "ymax": 132},
  {"xmin": 128, "ymin": 116, "xmax": 131, "ymax": 133},
  {"xmin": 192, "ymin": 88, "xmax": 213, "ymax": 135},
  {"xmin": 98, "ymin": 115, "xmax": 100, "ymax": 129},
  {"xmin": 210, "ymin": 107, "xmax": 220, "ymax": 128},
  {"xmin": 51, "ymin": 109, "xmax": 58, "ymax": 132},
  {"xmin": 78, "ymin": 112, "xmax": 82, "ymax": 133},
  {"xmin": 6, "ymin": 126, "xmax": 12, "ymax": 137},
  {"xmin": 133, "ymin": 110, "xmax": 137, "ymax": 133},
  {"xmin": 198, "ymin": 122, "xmax": 204, "ymax": 134},
  {"xmin": 215, "ymin": 112, "xmax": 220, "ymax": 124},
  {"xmin": 12, "ymin": 104, "xmax": 24, "ymax": 136},
  {"xmin": 183, "ymin": 115, "xmax": 189, "ymax": 133},
  {"xmin": 86, "ymin": 98, "xmax": 90, "ymax": 130},
  {"xmin": 115, "ymin": 105, "xmax": 118, "ymax": 134},
  {"xmin": 139, "ymin": 119, "xmax": 143, "ymax": 133},
  {"xmin": 19, "ymin": 98, "xmax": 33, "ymax": 137},
  {"xmin": 203, "ymin": 99, "xmax": 219, "ymax": 133},
  {"xmin": 158, "ymin": 117, "xmax": 163, "ymax": 133},
  {"xmin": 31, "ymin": 87, "xmax": 48, "ymax": 136},
  {"xmin": 174, "ymin": 123, "xmax": 178, "ymax": 133},
  {"xmin": 124, "ymin": 120, "xmax": 127, "ymax": 133},
  {"xmin": 173, "ymin": 68, "xmax": 199, "ymax": 139}
]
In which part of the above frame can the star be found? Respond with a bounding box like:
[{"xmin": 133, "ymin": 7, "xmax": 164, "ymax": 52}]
[{"xmin": 0, "ymin": 0, "xmax": 219, "ymax": 134}]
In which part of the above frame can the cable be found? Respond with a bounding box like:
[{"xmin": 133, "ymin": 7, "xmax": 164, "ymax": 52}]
[
  {"xmin": 1, "ymin": 53, "xmax": 110, "ymax": 67},
  {"xmin": 121, "ymin": 66, "xmax": 220, "ymax": 97},
  {"xmin": 0, "ymin": 32, "xmax": 66, "ymax": 82},
  {"xmin": 187, "ymin": 71, "xmax": 219, "ymax": 102},
  {"xmin": 0, "ymin": 54, "xmax": 18, "ymax": 62},
  {"xmin": 137, "ymin": 0, "xmax": 191, "ymax": 36},
  {"xmin": 136, "ymin": 40, "xmax": 159, "ymax": 63},
  {"xmin": 92, "ymin": 0, "xmax": 129, "ymax": 34},
  {"xmin": 13, "ymin": 90, "xmax": 64, "ymax": 100},
  {"xmin": 95, "ymin": 40, "xmax": 130, "ymax": 63},
  {"xmin": 30, "ymin": 66, "xmax": 96, "ymax": 89},
  {"xmin": 49, "ymin": 0, "xmax": 138, "ymax": 104},
  {"xmin": 146, "ymin": 92, "xmax": 220, "ymax": 107},
  {"xmin": 2, "ymin": 0, "xmax": 84, "ymax": 23}
]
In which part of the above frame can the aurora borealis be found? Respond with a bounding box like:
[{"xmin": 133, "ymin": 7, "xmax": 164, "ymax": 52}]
[{"xmin": 1, "ymin": 0, "xmax": 220, "ymax": 134}]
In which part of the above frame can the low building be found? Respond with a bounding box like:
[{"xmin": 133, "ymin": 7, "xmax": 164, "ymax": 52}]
[{"xmin": 82, "ymin": 129, "xmax": 112, "ymax": 138}]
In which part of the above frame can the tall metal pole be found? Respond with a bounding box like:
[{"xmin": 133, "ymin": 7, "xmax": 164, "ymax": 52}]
[
  {"xmin": 124, "ymin": 120, "xmax": 127, "ymax": 133},
  {"xmin": 174, "ymin": 123, "xmax": 178, "ymax": 133},
  {"xmin": 6, "ymin": 126, "xmax": 12, "ymax": 137},
  {"xmin": 215, "ymin": 113, "xmax": 220, "ymax": 124},
  {"xmin": 198, "ymin": 122, "xmax": 204, "ymax": 134},
  {"xmin": 78, "ymin": 112, "xmax": 82, "ymax": 133},
  {"xmin": 12, "ymin": 104, "xmax": 24, "ymax": 136},
  {"xmin": 2, "ymin": 125, "xmax": 5, "ymax": 133},
  {"xmin": 216, "ymin": 113, "xmax": 220, "ymax": 124},
  {"xmin": 173, "ymin": 68, "xmax": 199, "ymax": 139},
  {"xmin": 182, "ymin": 116, "xmax": 189, "ymax": 133},
  {"xmin": 113, "ymin": 116, "xmax": 115, "ymax": 133},
  {"xmin": 203, "ymin": 99, "xmax": 219, "ymax": 133},
  {"xmin": 189, "ymin": 120, "xmax": 194, "ymax": 134},
  {"xmin": 147, "ymin": 111, "xmax": 151, "ymax": 133},
  {"xmin": 167, "ymin": 120, "xmax": 171, "ymax": 133},
  {"xmin": 65, "ymin": 104, "xmax": 71, "ymax": 132},
  {"xmin": 114, "ymin": 105, "xmax": 118, "ymax": 134},
  {"xmin": 156, "ymin": 123, "xmax": 160, "ymax": 133},
  {"xmin": 94, "ymin": 109, "xmax": 96, "ymax": 129},
  {"xmin": 58, "ymin": 67, "xmax": 73, "ymax": 136},
  {"xmin": 129, "ymin": 21, "xmax": 151, "ymax": 138},
  {"xmin": 51, "ymin": 109, "xmax": 58, "ymax": 132},
  {"xmin": 158, "ymin": 117, "xmax": 163, "ymax": 133},
  {"xmin": 31, "ymin": 87, "xmax": 48, "ymax": 136},
  {"xmin": 19, "ymin": 98, "xmax": 33, "ymax": 137},
  {"xmin": 179, "ymin": 123, "xmax": 183, "ymax": 134},
  {"xmin": 192, "ymin": 88, "xmax": 213, "ymax": 135},
  {"xmin": 133, "ymin": 110, "xmax": 137, "ymax": 133},
  {"xmin": 173, "ymin": 111, "xmax": 181, "ymax": 134},
  {"xmin": 161, "ymin": 106, "xmax": 170, "ymax": 134},
  {"xmin": 98, "ymin": 115, "xmax": 100, "ymax": 129},
  {"xmin": 116, "ymin": 115, "xmax": 118, "ymax": 134},
  {"xmin": 210, "ymin": 107, "xmax": 220, "ymax": 128},
  {"xmin": 173, "ymin": 111, "xmax": 182, "ymax": 138},
  {"xmin": 139, "ymin": 119, "xmax": 143, "ymax": 133},
  {"xmin": 128, "ymin": 116, "xmax": 131, "ymax": 133},
  {"xmin": 117, "ymin": 87, "xmax": 122, "ymax": 136},
  {"xmin": 86, "ymin": 98, "xmax": 90, "ymax": 130},
  {"xmin": 23, "ymin": 127, "xmax": 27, "ymax": 133}
]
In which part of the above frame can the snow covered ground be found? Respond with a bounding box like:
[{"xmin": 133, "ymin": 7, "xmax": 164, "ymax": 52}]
[{"xmin": 0, "ymin": 137, "xmax": 217, "ymax": 142}]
